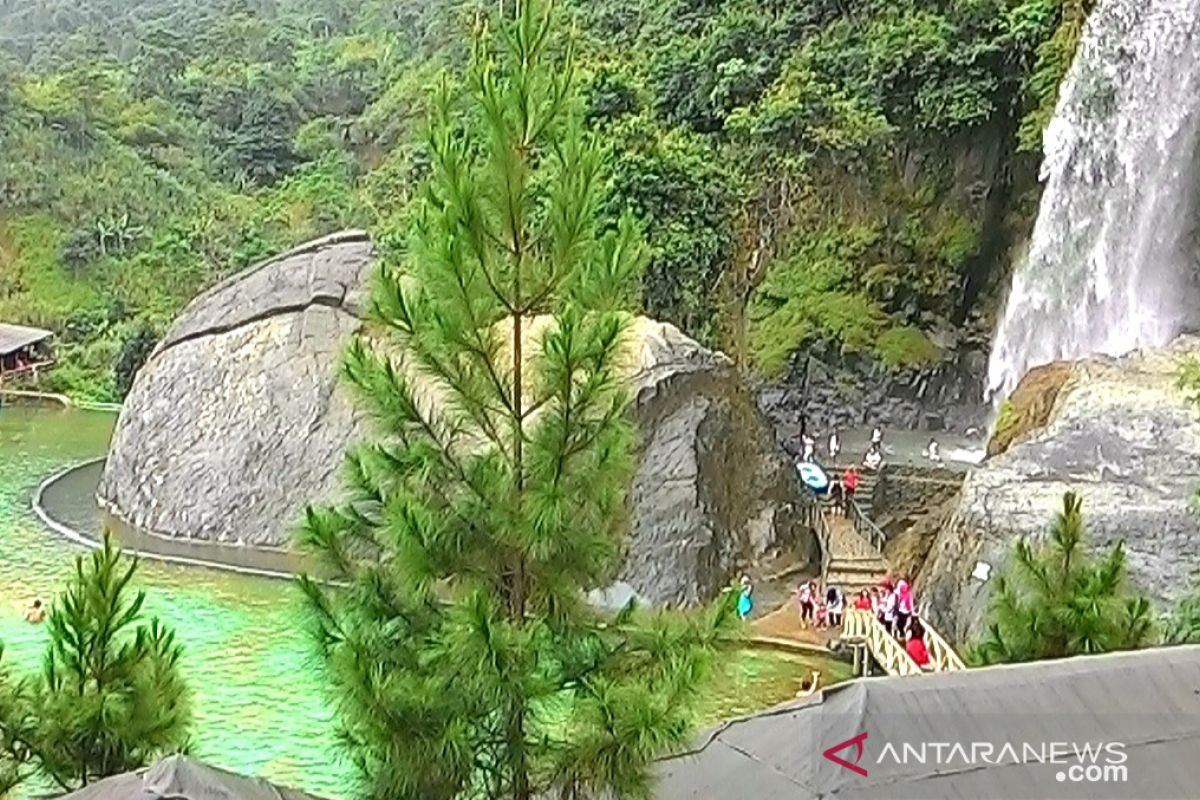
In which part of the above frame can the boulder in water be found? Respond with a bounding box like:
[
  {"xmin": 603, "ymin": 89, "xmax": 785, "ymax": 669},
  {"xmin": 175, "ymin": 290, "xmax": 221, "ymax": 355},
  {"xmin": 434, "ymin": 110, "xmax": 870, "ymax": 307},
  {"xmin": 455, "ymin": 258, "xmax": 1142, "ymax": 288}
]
[{"xmin": 98, "ymin": 232, "xmax": 819, "ymax": 605}]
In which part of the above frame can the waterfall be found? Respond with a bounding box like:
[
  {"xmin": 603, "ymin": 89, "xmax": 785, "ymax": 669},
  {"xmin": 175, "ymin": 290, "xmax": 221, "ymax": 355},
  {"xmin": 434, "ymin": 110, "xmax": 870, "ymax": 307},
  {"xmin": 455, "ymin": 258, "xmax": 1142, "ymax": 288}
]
[{"xmin": 986, "ymin": 0, "xmax": 1200, "ymax": 403}]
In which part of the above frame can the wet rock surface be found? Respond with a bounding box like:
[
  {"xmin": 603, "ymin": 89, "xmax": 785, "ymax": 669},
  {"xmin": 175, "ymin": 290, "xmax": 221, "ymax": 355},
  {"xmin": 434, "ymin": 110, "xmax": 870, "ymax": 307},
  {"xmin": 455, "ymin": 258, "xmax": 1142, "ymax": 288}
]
[
  {"xmin": 918, "ymin": 338, "xmax": 1200, "ymax": 642},
  {"xmin": 99, "ymin": 232, "xmax": 818, "ymax": 606},
  {"xmin": 757, "ymin": 343, "xmax": 990, "ymax": 452}
]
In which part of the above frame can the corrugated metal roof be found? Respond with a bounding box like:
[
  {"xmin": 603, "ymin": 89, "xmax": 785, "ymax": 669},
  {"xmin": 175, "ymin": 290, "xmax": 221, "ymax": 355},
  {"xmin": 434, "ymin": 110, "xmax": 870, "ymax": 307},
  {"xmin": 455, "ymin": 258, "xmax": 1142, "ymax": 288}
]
[
  {"xmin": 656, "ymin": 645, "xmax": 1200, "ymax": 799},
  {"xmin": 59, "ymin": 755, "xmax": 328, "ymax": 800},
  {"xmin": 0, "ymin": 322, "xmax": 52, "ymax": 355}
]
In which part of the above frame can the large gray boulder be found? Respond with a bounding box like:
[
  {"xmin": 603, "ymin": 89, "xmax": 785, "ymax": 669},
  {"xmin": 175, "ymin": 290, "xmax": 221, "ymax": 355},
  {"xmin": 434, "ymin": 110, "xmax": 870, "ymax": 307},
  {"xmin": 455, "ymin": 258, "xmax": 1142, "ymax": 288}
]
[
  {"xmin": 99, "ymin": 231, "xmax": 818, "ymax": 605},
  {"xmin": 919, "ymin": 337, "xmax": 1200, "ymax": 642}
]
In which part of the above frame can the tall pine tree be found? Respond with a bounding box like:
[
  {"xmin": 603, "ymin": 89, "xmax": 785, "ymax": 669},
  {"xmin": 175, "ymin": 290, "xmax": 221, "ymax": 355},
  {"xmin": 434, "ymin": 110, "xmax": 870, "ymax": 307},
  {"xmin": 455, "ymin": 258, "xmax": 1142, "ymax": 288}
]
[{"xmin": 298, "ymin": 2, "xmax": 733, "ymax": 798}]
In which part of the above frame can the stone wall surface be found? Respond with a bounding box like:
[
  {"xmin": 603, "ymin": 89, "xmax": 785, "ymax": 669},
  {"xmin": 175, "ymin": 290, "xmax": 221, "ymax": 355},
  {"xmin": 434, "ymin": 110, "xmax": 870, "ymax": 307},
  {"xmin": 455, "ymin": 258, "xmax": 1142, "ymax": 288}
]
[
  {"xmin": 99, "ymin": 231, "xmax": 818, "ymax": 605},
  {"xmin": 918, "ymin": 338, "xmax": 1200, "ymax": 642}
]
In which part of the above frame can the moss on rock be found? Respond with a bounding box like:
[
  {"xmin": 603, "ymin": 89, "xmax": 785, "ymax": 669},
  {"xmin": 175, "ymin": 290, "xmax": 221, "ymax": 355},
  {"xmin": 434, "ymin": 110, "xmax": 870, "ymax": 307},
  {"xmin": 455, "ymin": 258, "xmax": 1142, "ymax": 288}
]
[{"xmin": 986, "ymin": 361, "xmax": 1074, "ymax": 456}]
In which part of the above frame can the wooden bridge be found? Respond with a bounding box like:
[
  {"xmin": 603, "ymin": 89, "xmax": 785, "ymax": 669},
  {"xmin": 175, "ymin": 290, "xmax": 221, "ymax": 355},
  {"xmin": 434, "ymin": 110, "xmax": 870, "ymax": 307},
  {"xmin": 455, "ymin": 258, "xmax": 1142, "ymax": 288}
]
[{"xmin": 808, "ymin": 467, "xmax": 965, "ymax": 677}]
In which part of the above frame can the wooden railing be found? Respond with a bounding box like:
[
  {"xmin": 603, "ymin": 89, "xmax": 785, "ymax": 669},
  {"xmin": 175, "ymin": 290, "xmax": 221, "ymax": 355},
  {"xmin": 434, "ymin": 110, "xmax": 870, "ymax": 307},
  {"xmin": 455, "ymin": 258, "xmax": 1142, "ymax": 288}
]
[
  {"xmin": 847, "ymin": 499, "xmax": 887, "ymax": 552},
  {"xmin": 924, "ymin": 620, "xmax": 967, "ymax": 672},
  {"xmin": 842, "ymin": 609, "xmax": 921, "ymax": 676},
  {"xmin": 803, "ymin": 500, "xmax": 832, "ymax": 583}
]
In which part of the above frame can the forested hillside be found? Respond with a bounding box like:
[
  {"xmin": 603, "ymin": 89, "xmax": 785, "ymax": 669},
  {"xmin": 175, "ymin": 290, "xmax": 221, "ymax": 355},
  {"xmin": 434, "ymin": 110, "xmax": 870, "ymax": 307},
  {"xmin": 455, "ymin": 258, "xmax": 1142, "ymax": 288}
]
[{"xmin": 0, "ymin": 0, "xmax": 1088, "ymax": 401}]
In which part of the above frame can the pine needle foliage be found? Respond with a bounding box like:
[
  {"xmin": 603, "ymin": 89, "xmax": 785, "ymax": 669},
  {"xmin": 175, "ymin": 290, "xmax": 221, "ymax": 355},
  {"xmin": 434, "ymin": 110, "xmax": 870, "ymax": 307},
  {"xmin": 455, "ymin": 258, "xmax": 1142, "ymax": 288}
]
[
  {"xmin": 1166, "ymin": 579, "xmax": 1200, "ymax": 645},
  {"xmin": 973, "ymin": 492, "xmax": 1155, "ymax": 665},
  {"xmin": 297, "ymin": 3, "xmax": 735, "ymax": 799},
  {"xmin": 0, "ymin": 533, "xmax": 190, "ymax": 792}
]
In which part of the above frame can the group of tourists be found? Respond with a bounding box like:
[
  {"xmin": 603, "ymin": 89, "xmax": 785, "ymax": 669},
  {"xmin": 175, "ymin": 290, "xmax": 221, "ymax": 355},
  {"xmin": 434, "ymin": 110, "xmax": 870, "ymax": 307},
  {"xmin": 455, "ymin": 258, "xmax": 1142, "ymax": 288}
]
[
  {"xmin": 826, "ymin": 465, "xmax": 860, "ymax": 515},
  {"xmin": 851, "ymin": 576, "xmax": 933, "ymax": 668},
  {"xmin": 795, "ymin": 580, "xmax": 846, "ymax": 630},
  {"xmin": 799, "ymin": 425, "xmax": 888, "ymax": 472},
  {"xmin": 794, "ymin": 576, "xmax": 934, "ymax": 668}
]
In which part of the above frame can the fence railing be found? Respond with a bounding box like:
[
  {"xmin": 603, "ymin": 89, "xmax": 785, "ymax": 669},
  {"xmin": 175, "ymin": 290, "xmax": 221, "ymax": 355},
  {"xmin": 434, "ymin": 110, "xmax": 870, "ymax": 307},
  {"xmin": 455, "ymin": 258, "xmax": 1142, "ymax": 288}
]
[
  {"xmin": 842, "ymin": 609, "xmax": 921, "ymax": 676},
  {"xmin": 847, "ymin": 498, "xmax": 887, "ymax": 552},
  {"xmin": 924, "ymin": 620, "xmax": 967, "ymax": 672},
  {"xmin": 804, "ymin": 500, "xmax": 832, "ymax": 583}
]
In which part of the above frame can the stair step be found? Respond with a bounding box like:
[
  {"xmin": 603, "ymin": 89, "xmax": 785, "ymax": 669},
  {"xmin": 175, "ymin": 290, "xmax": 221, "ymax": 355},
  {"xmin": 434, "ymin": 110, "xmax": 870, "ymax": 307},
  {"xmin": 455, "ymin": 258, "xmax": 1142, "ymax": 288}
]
[{"xmin": 828, "ymin": 561, "xmax": 888, "ymax": 574}]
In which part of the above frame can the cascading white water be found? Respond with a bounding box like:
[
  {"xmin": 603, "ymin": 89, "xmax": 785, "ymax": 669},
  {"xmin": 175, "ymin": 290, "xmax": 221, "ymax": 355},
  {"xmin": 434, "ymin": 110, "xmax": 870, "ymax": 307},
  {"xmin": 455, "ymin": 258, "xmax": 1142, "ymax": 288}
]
[{"xmin": 986, "ymin": 0, "xmax": 1200, "ymax": 402}]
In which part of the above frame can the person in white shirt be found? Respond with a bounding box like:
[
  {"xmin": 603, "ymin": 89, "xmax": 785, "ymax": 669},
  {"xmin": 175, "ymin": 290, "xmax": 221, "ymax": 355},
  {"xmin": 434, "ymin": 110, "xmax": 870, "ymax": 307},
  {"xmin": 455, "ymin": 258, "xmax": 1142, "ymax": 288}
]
[
  {"xmin": 825, "ymin": 586, "xmax": 845, "ymax": 627},
  {"xmin": 881, "ymin": 585, "xmax": 897, "ymax": 635},
  {"xmin": 871, "ymin": 426, "xmax": 883, "ymax": 446},
  {"xmin": 796, "ymin": 581, "xmax": 815, "ymax": 629},
  {"xmin": 926, "ymin": 438, "xmax": 942, "ymax": 464},
  {"xmin": 828, "ymin": 430, "xmax": 841, "ymax": 461},
  {"xmin": 864, "ymin": 446, "xmax": 883, "ymax": 471},
  {"xmin": 801, "ymin": 434, "xmax": 815, "ymax": 462}
]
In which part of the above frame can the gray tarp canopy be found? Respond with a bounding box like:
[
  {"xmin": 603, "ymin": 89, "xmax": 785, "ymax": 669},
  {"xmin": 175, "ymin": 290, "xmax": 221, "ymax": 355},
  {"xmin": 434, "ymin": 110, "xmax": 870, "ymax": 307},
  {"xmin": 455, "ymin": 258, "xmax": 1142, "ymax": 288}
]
[
  {"xmin": 0, "ymin": 322, "xmax": 52, "ymax": 356},
  {"xmin": 654, "ymin": 645, "xmax": 1200, "ymax": 800},
  {"xmin": 58, "ymin": 755, "xmax": 328, "ymax": 800}
]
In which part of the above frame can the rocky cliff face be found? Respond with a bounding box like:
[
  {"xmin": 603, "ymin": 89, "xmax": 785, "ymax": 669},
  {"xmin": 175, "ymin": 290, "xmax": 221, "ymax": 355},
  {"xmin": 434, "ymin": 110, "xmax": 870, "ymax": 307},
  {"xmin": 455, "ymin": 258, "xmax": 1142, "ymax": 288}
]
[
  {"xmin": 918, "ymin": 338, "xmax": 1200, "ymax": 642},
  {"xmin": 757, "ymin": 125, "xmax": 1030, "ymax": 440},
  {"xmin": 99, "ymin": 231, "xmax": 818, "ymax": 606}
]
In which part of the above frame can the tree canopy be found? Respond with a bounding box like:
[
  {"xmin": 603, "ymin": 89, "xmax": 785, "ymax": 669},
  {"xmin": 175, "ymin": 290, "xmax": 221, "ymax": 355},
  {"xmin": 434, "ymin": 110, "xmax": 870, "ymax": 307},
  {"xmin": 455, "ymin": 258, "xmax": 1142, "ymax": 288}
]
[
  {"xmin": 297, "ymin": 4, "xmax": 734, "ymax": 798},
  {"xmin": 0, "ymin": 0, "xmax": 1091, "ymax": 398},
  {"xmin": 0, "ymin": 534, "xmax": 190, "ymax": 793}
]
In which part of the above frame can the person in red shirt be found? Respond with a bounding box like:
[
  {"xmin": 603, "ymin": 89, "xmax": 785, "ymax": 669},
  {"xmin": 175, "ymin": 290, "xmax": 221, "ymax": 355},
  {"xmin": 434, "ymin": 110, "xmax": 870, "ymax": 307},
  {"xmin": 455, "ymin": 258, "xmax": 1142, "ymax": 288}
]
[
  {"xmin": 842, "ymin": 467, "xmax": 859, "ymax": 512},
  {"xmin": 854, "ymin": 589, "xmax": 872, "ymax": 611},
  {"xmin": 906, "ymin": 618, "xmax": 931, "ymax": 669}
]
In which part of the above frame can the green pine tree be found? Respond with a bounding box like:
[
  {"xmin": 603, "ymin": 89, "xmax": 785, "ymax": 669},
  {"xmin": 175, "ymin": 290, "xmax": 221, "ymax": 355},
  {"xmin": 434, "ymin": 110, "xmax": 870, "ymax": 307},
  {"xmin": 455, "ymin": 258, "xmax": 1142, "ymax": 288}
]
[
  {"xmin": 0, "ymin": 647, "xmax": 35, "ymax": 794},
  {"xmin": 298, "ymin": 3, "xmax": 734, "ymax": 799},
  {"xmin": 1166, "ymin": 580, "xmax": 1200, "ymax": 645},
  {"xmin": 0, "ymin": 534, "xmax": 191, "ymax": 792},
  {"xmin": 973, "ymin": 492, "xmax": 1155, "ymax": 665}
]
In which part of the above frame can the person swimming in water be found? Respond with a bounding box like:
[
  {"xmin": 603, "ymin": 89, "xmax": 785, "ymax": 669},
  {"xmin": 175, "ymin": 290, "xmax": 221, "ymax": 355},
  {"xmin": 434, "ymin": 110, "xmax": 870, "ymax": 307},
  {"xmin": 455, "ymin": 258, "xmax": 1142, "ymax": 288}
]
[{"xmin": 25, "ymin": 598, "xmax": 46, "ymax": 624}]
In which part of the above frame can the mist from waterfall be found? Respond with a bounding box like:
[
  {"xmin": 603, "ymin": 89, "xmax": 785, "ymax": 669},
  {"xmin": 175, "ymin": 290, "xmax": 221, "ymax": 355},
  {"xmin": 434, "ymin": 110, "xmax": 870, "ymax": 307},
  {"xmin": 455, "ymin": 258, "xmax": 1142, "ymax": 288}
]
[{"xmin": 986, "ymin": 0, "xmax": 1200, "ymax": 403}]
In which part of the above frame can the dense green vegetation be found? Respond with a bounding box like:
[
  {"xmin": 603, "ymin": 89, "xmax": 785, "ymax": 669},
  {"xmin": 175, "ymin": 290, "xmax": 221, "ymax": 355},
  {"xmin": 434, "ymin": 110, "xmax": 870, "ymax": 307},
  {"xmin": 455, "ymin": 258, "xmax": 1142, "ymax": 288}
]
[
  {"xmin": 0, "ymin": 535, "xmax": 190, "ymax": 792},
  {"xmin": 298, "ymin": 5, "xmax": 732, "ymax": 798},
  {"xmin": 0, "ymin": 0, "xmax": 1089, "ymax": 399},
  {"xmin": 972, "ymin": 492, "xmax": 1155, "ymax": 665}
]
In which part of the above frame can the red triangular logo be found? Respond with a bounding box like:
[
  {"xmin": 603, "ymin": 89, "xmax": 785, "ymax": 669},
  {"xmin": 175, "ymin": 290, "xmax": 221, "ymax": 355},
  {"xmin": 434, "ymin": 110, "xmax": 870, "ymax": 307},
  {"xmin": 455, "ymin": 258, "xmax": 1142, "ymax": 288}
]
[{"xmin": 823, "ymin": 731, "xmax": 869, "ymax": 777}]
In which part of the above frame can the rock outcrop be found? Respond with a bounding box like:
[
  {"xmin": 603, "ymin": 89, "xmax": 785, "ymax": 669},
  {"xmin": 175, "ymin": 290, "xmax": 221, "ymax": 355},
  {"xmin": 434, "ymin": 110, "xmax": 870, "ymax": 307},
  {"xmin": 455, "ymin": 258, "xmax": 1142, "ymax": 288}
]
[
  {"xmin": 99, "ymin": 231, "xmax": 819, "ymax": 606},
  {"xmin": 918, "ymin": 338, "xmax": 1200, "ymax": 642}
]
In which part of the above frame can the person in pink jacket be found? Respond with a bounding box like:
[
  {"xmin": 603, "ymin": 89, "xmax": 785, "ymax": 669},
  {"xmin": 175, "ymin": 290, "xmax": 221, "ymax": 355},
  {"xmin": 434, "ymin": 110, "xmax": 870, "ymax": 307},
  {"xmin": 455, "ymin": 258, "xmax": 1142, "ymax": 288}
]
[{"xmin": 895, "ymin": 578, "xmax": 914, "ymax": 639}]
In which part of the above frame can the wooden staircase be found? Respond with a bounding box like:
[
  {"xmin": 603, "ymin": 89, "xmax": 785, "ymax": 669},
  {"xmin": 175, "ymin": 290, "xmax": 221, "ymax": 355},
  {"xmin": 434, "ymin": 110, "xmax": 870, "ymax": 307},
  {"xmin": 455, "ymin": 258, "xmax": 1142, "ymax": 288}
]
[
  {"xmin": 806, "ymin": 465, "xmax": 966, "ymax": 677},
  {"xmin": 841, "ymin": 609, "xmax": 966, "ymax": 676},
  {"xmin": 823, "ymin": 515, "xmax": 889, "ymax": 596}
]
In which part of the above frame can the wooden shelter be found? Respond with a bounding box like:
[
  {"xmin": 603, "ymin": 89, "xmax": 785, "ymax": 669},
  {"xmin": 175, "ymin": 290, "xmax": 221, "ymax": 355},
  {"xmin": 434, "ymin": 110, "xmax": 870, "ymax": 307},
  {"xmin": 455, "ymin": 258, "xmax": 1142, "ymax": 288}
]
[{"xmin": 0, "ymin": 322, "xmax": 54, "ymax": 382}]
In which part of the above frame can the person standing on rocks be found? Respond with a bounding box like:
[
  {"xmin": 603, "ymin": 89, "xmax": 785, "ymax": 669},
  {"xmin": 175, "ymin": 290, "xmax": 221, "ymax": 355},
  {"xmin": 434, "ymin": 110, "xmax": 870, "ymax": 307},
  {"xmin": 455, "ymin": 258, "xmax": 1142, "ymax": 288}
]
[
  {"xmin": 864, "ymin": 444, "xmax": 883, "ymax": 471},
  {"xmin": 801, "ymin": 433, "xmax": 816, "ymax": 462}
]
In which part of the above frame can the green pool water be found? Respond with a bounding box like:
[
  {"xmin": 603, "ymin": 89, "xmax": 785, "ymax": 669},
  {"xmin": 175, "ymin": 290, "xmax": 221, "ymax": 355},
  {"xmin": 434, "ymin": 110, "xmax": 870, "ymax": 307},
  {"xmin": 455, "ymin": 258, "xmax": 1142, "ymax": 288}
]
[{"xmin": 0, "ymin": 405, "xmax": 848, "ymax": 798}]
